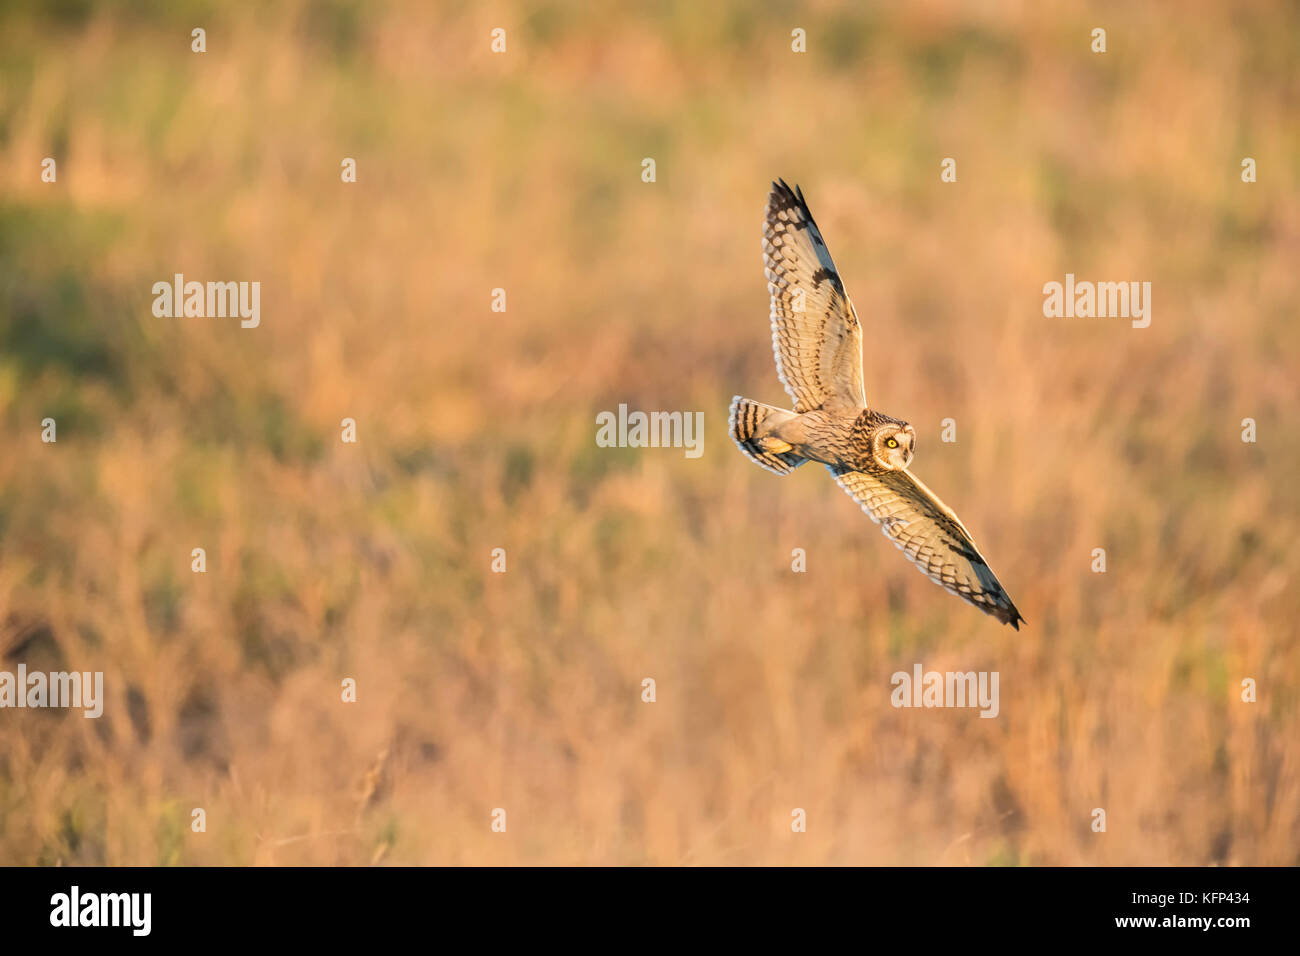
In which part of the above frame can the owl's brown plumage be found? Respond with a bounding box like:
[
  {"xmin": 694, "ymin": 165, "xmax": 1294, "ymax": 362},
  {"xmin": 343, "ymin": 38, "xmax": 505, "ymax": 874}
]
[{"xmin": 730, "ymin": 180, "xmax": 1024, "ymax": 629}]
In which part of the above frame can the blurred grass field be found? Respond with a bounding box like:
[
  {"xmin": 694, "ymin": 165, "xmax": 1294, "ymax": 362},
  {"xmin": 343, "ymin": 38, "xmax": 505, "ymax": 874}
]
[{"xmin": 1, "ymin": 0, "xmax": 1298, "ymax": 865}]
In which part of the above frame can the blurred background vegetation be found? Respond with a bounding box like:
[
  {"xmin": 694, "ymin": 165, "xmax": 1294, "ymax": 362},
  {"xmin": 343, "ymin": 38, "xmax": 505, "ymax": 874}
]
[{"xmin": 0, "ymin": 0, "xmax": 1297, "ymax": 864}]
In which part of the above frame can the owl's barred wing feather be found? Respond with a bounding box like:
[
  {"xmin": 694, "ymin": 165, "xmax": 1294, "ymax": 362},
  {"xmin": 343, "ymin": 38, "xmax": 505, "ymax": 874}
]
[
  {"xmin": 763, "ymin": 180, "xmax": 866, "ymax": 414},
  {"xmin": 830, "ymin": 465, "xmax": 1025, "ymax": 629}
]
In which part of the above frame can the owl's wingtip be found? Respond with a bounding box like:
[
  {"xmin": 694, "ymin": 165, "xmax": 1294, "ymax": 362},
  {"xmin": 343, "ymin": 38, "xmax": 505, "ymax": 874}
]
[
  {"xmin": 988, "ymin": 597, "xmax": 1025, "ymax": 630},
  {"xmin": 770, "ymin": 178, "xmax": 803, "ymax": 201}
]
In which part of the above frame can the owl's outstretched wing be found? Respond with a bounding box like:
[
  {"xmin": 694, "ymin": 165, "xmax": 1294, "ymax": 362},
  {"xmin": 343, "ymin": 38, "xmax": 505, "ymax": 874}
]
[
  {"xmin": 763, "ymin": 180, "xmax": 866, "ymax": 415},
  {"xmin": 830, "ymin": 465, "xmax": 1024, "ymax": 629}
]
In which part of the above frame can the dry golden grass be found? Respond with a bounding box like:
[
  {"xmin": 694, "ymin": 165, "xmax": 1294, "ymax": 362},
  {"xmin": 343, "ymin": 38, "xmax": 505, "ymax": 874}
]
[{"xmin": 0, "ymin": 0, "xmax": 1297, "ymax": 865}]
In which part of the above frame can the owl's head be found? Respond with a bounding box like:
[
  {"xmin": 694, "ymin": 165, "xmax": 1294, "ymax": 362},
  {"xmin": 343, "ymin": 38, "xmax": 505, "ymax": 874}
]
[{"xmin": 871, "ymin": 422, "xmax": 916, "ymax": 470}]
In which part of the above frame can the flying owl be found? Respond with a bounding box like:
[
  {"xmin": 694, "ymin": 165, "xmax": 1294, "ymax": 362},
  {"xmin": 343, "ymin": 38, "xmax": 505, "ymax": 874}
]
[{"xmin": 729, "ymin": 180, "xmax": 1024, "ymax": 629}]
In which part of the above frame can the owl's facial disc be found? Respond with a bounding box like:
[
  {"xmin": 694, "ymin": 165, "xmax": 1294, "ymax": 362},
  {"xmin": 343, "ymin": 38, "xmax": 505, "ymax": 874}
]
[{"xmin": 874, "ymin": 425, "xmax": 916, "ymax": 470}]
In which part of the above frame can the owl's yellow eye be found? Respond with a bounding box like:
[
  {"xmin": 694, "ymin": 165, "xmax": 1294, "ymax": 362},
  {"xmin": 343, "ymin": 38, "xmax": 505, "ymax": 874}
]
[{"xmin": 886, "ymin": 438, "xmax": 898, "ymax": 448}]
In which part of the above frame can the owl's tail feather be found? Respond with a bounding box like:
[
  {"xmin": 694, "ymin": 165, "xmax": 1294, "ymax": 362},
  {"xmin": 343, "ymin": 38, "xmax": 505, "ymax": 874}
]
[{"xmin": 729, "ymin": 396, "xmax": 807, "ymax": 476}]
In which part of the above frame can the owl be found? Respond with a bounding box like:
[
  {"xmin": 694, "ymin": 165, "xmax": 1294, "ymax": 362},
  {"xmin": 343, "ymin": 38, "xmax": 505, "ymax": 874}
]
[{"xmin": 729, "ymin": 180, "xmax": 1024, "ymax": 629}]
